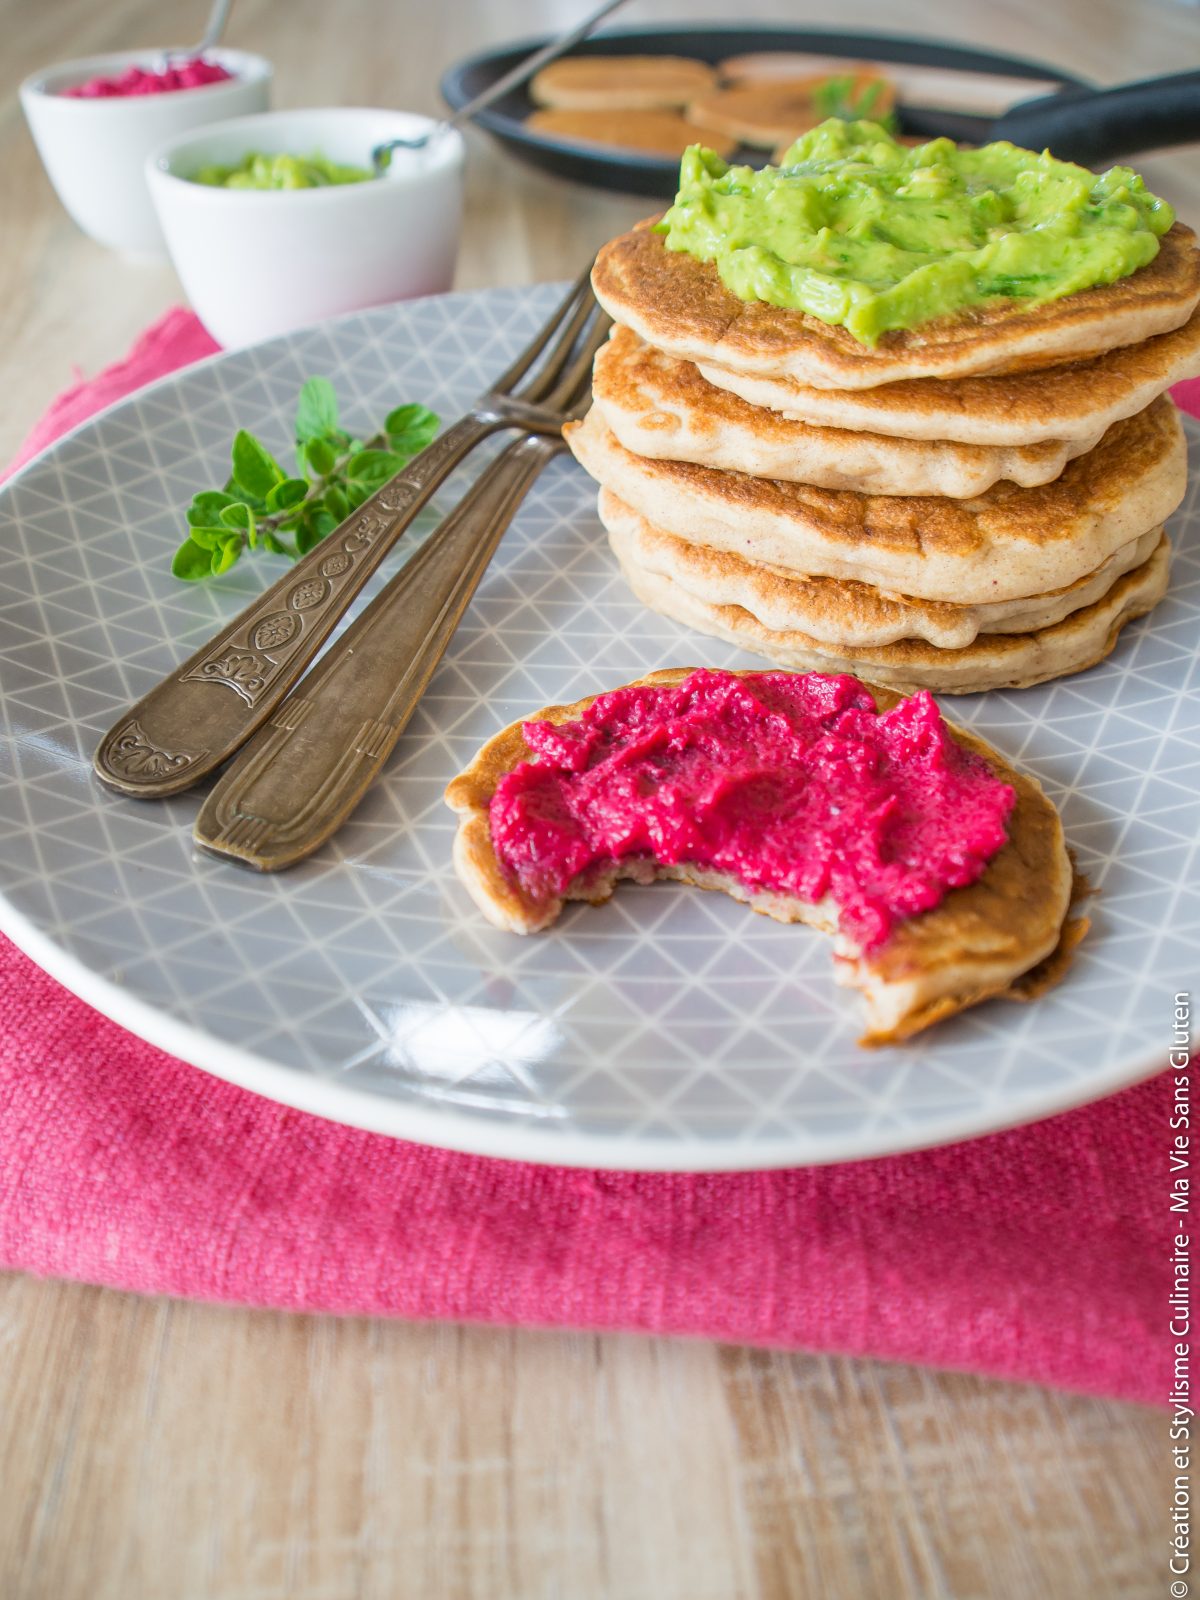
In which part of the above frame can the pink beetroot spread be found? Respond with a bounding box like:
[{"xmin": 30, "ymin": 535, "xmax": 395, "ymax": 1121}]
[
  {"xmin": 488, "ymin": 670, "xmax": 1016, "ymax": 949},
  {"xmin": 62, "ymin": 60, "xmax": 233, "ymax": 98}
]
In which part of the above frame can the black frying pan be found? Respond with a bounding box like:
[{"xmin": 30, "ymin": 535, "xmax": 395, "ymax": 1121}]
[
  {"xmin": 440, "ymin": 26, "xmax": 1083, "ymax": 198},
  {"xmin": 906, "ymin": 70, "xmax": 1200, "ymax": 166},
  {"xmin": 441, "ymin": 27, "xmax": 1198, "ymax": 197}
]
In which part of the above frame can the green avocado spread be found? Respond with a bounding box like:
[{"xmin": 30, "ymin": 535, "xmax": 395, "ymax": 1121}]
[
  {"xmin": 657, "ymin": 118, "xmax": 1174, "ymax": 345},
  {"xmin": 191, "ymin": 152, "xmax": 374, "ymax": 190}
]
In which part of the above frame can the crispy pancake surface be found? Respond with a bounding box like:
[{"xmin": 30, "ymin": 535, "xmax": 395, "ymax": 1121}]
[
  {"xmin": 530, "ymin": 56, "xmax": 717, "ymax": 111},
  {"xmin": 566, "ymin": 399, "xmax": 1186, "ymax": 604},
  {"xmin": 615, "ymin": 533, "xmax": 1169, "ymax": 694},
  {"xmin": 591, "ymin": 222, "xmax": 1200, "ymax": 390},
  {"xmin": 696, "ymin": 304, "xmax": 1200, "ymax": 445},
  {"xmin": 593, "ymin": 326, "xmax": 1100, "ymax": 496},
  {"xmin": 598, "ymin": 489, "xmax": 1164, "ymax": 649},
  {"xmin": 444, "ymin": 670, "xmax": 1078, "ymax": 1043},
  {"xmin": 527, "ymin": 109, "xmax": 737, "ymax": 159}
]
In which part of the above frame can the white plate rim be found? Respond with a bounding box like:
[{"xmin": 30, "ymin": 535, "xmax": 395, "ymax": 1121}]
[{"xmin": 0, "ymin": 886, "xmax": 1166, "ymax": 1170}]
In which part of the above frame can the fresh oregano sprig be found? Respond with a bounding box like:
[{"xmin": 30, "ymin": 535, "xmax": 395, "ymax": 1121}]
[{"xmin": 172, "ymin": 377, "xmax": 439, "ymax": 581}]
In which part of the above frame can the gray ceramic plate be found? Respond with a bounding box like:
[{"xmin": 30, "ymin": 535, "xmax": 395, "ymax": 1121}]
[{"xmin": 1, "ymin": 286, "xmax": 1196, "ymax": 1170}]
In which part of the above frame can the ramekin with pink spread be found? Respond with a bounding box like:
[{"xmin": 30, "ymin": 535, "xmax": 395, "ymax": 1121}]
[{"xmin": 19, "ymin": 48, "xmax": 272, "ymax": 257}]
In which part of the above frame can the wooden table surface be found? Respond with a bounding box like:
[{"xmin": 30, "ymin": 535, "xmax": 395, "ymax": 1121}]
[{"xmin": 1, "ymin": 1, "xmax": 1189, "ymax": 1594}]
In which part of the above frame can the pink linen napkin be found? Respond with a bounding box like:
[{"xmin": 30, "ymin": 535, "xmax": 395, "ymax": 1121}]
[
  {"xmin": 6, "ymin": 309, "xmax": 220, "ymax": 478},
  {"xmin": 0, "ymin": 310, "xmax": 1192, "ymax": 1406},
  {"xmin": 1174, "ymin": 376, "xmax": 1200, "ymax": 418}
]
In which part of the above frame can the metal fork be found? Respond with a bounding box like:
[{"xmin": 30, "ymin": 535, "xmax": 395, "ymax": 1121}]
[
  {"xmin": 93, "ymin": 270, "xmax": 605, "ymax": 801},
  {"xmin": 190, "ymin": 394, "xmax": 592, "ymax": 870}
]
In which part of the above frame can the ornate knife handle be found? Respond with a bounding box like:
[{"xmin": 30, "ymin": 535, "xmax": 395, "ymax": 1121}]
[
  {"xmin": 193, "ymin": 433, "xmax": 560, "ymax": 871},
  {"xmin": 93, "ymin": 413, "xmax": 499, "ymax": 799}
]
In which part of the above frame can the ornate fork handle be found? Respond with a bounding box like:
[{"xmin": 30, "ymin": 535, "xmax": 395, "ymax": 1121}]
[
  {"xmin": 93, "ymin": 413, "xmax": 502, "ymax": 799},
  {"xmin": 193, "ymin": 433, "xmax": 560, "ymax": 871}
]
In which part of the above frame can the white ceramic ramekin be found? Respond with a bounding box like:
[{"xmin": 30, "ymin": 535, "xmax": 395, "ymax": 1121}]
[
  {"xmin": 146, "ymin": 108, "xmax": 466, "ymax": 347},
  {"xmin": 19, "ymin": 48, "xmax": 273, "ymax": 259}
]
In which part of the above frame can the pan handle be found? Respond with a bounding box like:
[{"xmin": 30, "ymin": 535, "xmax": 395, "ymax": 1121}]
[{"xmin": 993, "ymin": 71, "xmax": 1200, "ymax": 166}]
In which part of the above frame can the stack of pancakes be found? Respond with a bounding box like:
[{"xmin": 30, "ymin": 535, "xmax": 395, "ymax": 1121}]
[{"xmin": 566, "ymin": 221, "xmax": 1200, "ymax": 693}]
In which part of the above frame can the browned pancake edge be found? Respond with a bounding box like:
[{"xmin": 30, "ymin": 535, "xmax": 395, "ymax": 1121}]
[{"xmin": 591, "ymin": 222, "xmax": 1200, "ymax": 387}]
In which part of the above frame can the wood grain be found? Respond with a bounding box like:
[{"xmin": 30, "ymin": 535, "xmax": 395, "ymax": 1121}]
[
  {"xmin": 0, "ymin": 0, "xmax": 1183, "ymax": 1593},
  {"xmin": 0, "ymin": 1276, "xmax": 1163, "ymax": 1600}
]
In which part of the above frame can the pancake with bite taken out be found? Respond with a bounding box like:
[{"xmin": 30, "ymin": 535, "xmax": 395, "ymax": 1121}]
[{"xmin": 445, "ymin": 669, "xmax": 1084, "ymax": 1044}]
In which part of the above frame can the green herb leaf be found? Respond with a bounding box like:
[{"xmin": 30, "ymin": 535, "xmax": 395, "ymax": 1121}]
[
  {"xmin": 184, "ymin": 525, "xmax": 229, "ymax": 552},
  {"xmin": 186, "ymin": 489, "xmax": 238, "ymax": 527},
  {"xmin": 305, "ymin": 436, "xmax": 336, "ymax": 477},
  {"xmin": 218, "ymin": 500, "xmax": 258, "ymax": 548},
  {"xmin": 293, "ymin": 519, "xmax": 320, "ymax": 557},
  {"xmin": 295, "ymin": 376, "xmax": 339, "ymax": 443},
  {"xmin": 346, "ymin": 448, "xmax": 406, "ymax": 485},
  {"xmin": 172, "ymin": 538, "xmax": 215, "ymax": 580},
  {"xmin": 231, "ymin": 430, "xmax": 286, "ymax": 499},
  {"xmin": 323, "ymin": 484, "xmax": 349, "ymax": 523},
  {"xmin": 210, "ymin": 535, "xmax": 244, "ymax": 577},
  {"xmin": 266, "ymin": 477, "xmax": 309, "ymax": 513},
  {"xmin": 385, "ymin": 403, "xmax": 439, "ymax": 456},
  {"xmin": 345, "ymin": 479, "xmax": 372, "ymax": 510},
  {"xmin": 294, "ymin": 508, "xmax": 338, "ymax": 556}
]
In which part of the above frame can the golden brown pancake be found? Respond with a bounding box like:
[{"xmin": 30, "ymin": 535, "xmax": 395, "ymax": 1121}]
[
  {"xmin": 565, "ymin": 398, "xmax": 1186, "ymax": 604},
  {"xmin": 591, "ymin": 221, "xmax": 1200, "ymax": 389},
  {"xmin": 444, "ymin": 669, "xmax": 1080, "ymax": 1044},
  {"xmin": 720, "ymin": 55, "xmax": 1061, "ymax": 117},
  {"xmin": 719, "ymin": 53, "xmax": 879, "ymax": 83},
  {"xmin": 615, "ymin": 531, "xmax": 1170, "ymax": 694},
  {"xmin": 529, "ymin": 55, "xmax": 717, "ymax": 111},
  {"xmin": 598, "ymin": 488, "xmax": 1165, "ymax": 649},
  {"xmin": 695, "ymin": 304, "xmax": 1200, "ymax": 444},
  {"xmin": 592, "ymin": 325, "xmax": 1102, "ymax": 495},
  {"xmin": 526, "ymin": 109, "xmax": 737, "ymax": 160},
  {"xmin": 685, "ymin": 72, "xmax": 896, "ymax": 149}
]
